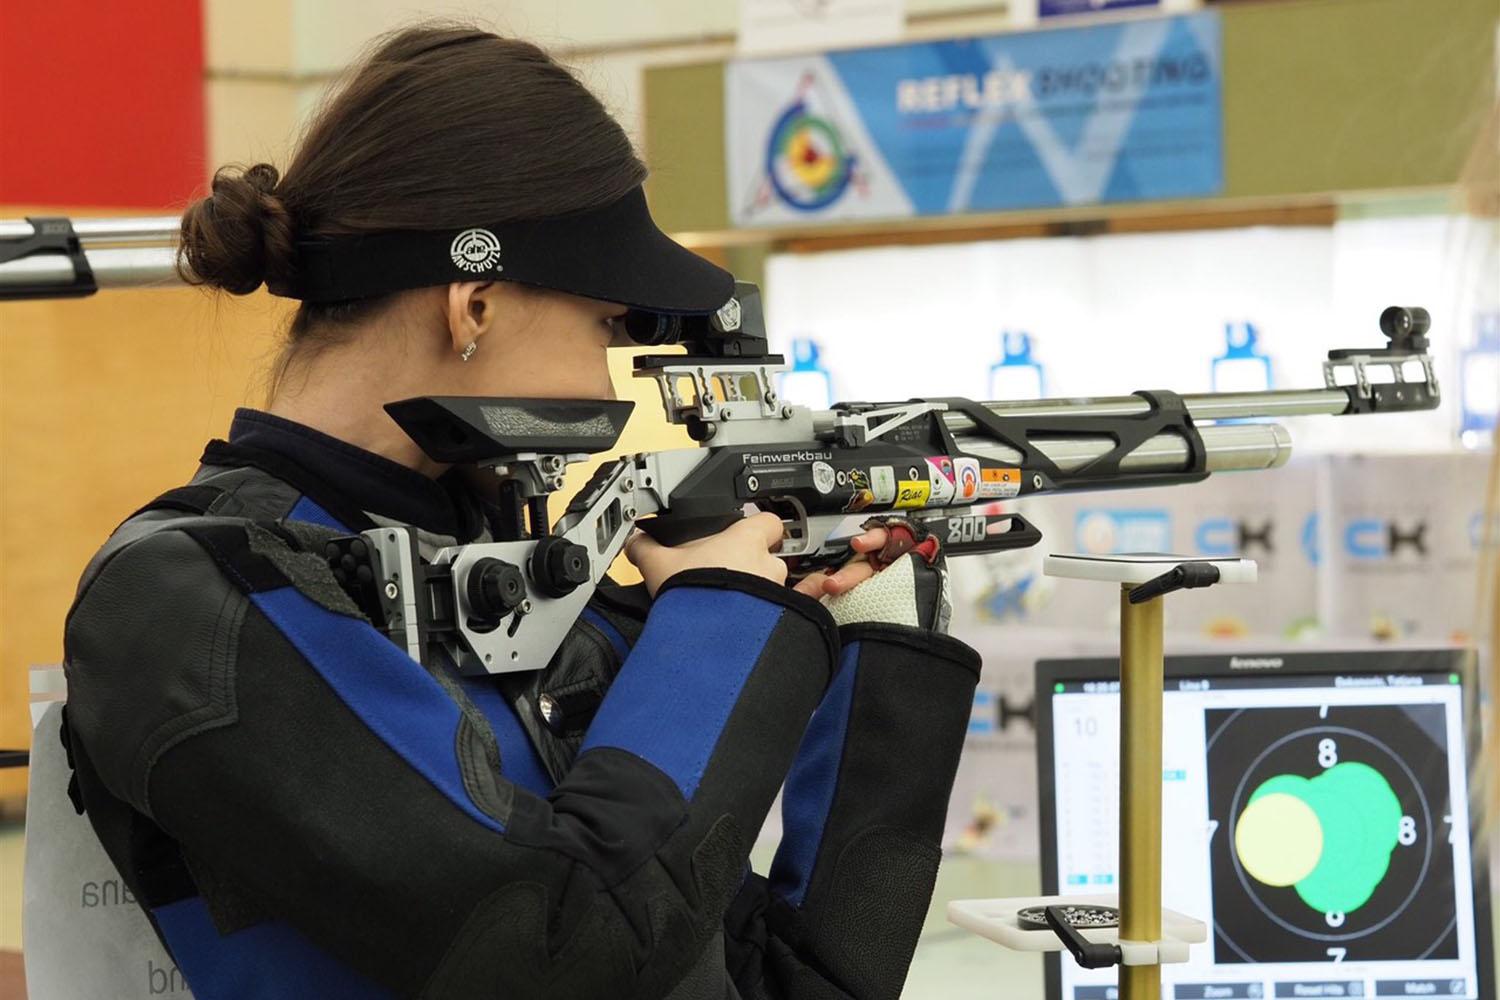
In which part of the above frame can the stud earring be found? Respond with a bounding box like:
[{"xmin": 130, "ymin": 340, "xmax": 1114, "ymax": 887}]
[{"xmin": 460, "ymin": 342, "xmax": 477, "ymax": 362}]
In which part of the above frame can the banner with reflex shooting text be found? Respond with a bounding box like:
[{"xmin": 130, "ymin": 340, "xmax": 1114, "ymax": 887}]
[{"xmin": 724, "ymin": 11, "xmax": 1222, "ymax": 226}]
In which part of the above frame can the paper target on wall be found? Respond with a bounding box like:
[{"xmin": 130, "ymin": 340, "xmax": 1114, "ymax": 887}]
[{"xmin": 1204, "ymin": 705, "xmax": 1458, "ymax": 964}]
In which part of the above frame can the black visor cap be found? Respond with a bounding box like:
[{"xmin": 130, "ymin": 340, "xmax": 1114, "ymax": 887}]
[{"xmin": 271, "ymin": 186, "xmax": 734, "ymax": 316}]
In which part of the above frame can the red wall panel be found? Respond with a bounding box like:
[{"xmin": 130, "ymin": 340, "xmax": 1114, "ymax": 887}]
[{"xmin": 0, "ymin": 0, "xmax": 205, "ymax": 209}]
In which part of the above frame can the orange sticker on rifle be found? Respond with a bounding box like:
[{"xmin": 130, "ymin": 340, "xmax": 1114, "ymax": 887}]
[{"xmin": 978, "ymin": 468, "xmax": 1022, "ymax": 499}]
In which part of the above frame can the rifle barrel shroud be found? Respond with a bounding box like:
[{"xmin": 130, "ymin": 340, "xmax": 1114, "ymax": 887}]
[
  {"xmin": 946, "ymin": 417, "xmax": 1292, "ymax": 476},
  {"xmin": 934, "ymin": 390, "xmax": 1345, "ymax": 476}
]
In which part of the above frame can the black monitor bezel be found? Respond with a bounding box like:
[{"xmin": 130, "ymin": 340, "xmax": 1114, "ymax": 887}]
[{"xmin": 1034, "ymin": 647, "xmax": 1494, "ymax": 1000}]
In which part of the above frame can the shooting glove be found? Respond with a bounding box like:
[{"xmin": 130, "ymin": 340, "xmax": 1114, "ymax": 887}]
[{"xmin": 821, "ymin": 517, "xmax": 953, "ymax": 633}]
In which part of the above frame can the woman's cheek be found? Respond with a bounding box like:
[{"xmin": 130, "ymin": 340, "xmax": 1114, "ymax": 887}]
[{"xmin": 598, "ymin": 353, "xmax": 618, "ymax": 400}]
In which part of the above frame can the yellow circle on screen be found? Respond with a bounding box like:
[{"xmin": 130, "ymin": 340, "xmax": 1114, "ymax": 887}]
[{"xmin": 1234, "ymin": 791, "xmax": 1325, "ymax": 886}]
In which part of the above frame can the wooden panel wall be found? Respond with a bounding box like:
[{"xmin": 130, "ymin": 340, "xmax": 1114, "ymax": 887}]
[{"xmin": 0, "ymin": 267, "xmax": 285, "ymax": 801}]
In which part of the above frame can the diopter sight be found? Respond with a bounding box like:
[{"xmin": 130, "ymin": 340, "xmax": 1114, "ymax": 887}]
[
  {"xmin": 1324, "ymin": 305, "xmax": 1438, "ymax": 414},
  {"xmin": 1377, "ymin": 305, "xmax": 1430, "ymax": 353}
]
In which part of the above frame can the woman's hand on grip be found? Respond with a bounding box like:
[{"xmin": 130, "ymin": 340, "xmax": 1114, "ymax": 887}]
[
  {"xmin": 625, "ymin": 512, "xmax": 790, "ymax": 596},
  {"xmin": 624, "ymin": 515, "xmax": 895, "ymax": 601}
]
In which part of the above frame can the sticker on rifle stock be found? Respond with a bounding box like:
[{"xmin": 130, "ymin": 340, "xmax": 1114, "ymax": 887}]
[
  {"xmin": 843, "ymin": 468, "xmax": 875, "ymax": 513},
  {"xmin": 926, "ymin": 457, "xmax": 956, "ymax": 505},
  {"xmin": 895, "ymin": 481, "xmax": 930, "ymax": 509},
  {"xmin": 953, "ymin": 458, "xmax": 981, "ymax": 503},
  {"xmin": 811, "ymin": 461, "xmax": 836, "ymax": 495},
  {"xmin": 978, "ymin": 467, "xmax": 1022, "ymax": 499},
  {"xmin": 870, "ymin": 465, "xmax": 896, "ymax": 504}
]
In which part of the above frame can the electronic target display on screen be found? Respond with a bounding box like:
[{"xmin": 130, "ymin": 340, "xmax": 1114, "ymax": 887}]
[{"xmin": 1036, "ymin": 649, "xmax": 1494, "ymax": 1000}]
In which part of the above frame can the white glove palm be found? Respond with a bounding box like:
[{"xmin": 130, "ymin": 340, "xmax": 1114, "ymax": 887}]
[{"xmin": 822, "ymin": 551, "xmax": 953, "ymax": 632}]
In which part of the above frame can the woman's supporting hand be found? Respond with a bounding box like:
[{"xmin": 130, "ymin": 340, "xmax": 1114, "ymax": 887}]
[
  {"xmin": 790, "ymin": 526, "xmax": 889, "ymax": 599},
  {"xmin": 818, "ymin": 518, "xmax": 953, "ymax": 632}
]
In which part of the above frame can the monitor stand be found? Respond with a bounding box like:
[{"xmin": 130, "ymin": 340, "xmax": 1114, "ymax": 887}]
[{"xmin": 947, "ymin": 553, "xmax": 1257, "ymax": 1000}]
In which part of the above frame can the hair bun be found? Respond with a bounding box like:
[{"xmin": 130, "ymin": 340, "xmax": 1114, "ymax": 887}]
[{"xmin": 177, "ymin": 162, "xmax": 295, "ymax": 295}]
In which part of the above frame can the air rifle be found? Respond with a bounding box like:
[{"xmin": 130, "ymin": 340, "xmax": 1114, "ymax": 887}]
[{"xmin": 0, "ymin": 216, "xmax": 1443, "ymax": 674}]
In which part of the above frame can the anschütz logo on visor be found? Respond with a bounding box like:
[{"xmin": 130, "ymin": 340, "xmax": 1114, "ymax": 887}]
[{"xmin": 450, "ymin": 228, "xmax": 503, "ymax": 274}]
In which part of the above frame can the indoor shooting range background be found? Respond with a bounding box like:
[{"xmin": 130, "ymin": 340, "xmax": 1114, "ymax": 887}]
[{"xmin": 0, "ymin": 1, "xmax": 1497, "ymax": 996}]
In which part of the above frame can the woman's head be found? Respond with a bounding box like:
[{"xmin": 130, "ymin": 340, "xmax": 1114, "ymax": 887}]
[{"xmin": 177, "ymin": 24, "xmax": 654, "ymax": 405}]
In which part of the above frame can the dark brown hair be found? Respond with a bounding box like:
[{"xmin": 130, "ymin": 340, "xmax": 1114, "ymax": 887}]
[{"xmin": 177, "ymin": 24, "xmax": 646, "ymax": 383}]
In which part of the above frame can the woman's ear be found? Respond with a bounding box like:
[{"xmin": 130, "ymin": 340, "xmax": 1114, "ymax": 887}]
[{"xmin": 445, "ymin": 281, "xmax": 502, "ymax": 356}]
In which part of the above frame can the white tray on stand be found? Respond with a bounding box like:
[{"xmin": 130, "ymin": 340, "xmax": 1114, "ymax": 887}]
[{"xmin": 946, "ymin": 894, "xmax": 1207, "ymax": 967}]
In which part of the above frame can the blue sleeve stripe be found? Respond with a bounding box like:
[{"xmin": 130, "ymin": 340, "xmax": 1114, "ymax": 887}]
[
  {"xmin": 287, "ymin": 495, "xmax": 349, "ymax": 532},
  {"xmin": 453, "ymin": 670, "xmax": 555, "ymax": 796},
  {"xmin": 580, "ymin": 606, "xmax": 631, "ymax": 660},
  {"xmin": 579, "ymin": 586, "xmax": 782, "ymax": 800},
  {"xmin": 767, "ymin": 642, "xmax": 859, "ymax": 909},
  {"xmin": 155, "ymin": 896, "xmax": 390, "ymax": 999},
  {"xmin": 249, "ymin": 586, "xmax": 503, "ymax": 833}
]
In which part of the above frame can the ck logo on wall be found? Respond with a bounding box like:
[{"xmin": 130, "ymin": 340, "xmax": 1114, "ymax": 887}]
[
  {"xmin": 1194, "ymin": 518, "xmax": 1274, "ymax": 558},
  {"xmin": 1301, "ymin": 513, "xmax": 1430, "ymax": 565},
  {"xmin": 1344, "ymin": 519, "xmax": 1428, "ymax": 559}
]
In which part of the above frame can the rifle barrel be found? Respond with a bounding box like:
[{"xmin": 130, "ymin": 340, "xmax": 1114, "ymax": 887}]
[
  {"xmin": 0, "ymin": 216, "xmax": 179, "ymax": 244},
  {"xmin": 0, "ymin": 247, "xmax": 179, "ymax": 290}
]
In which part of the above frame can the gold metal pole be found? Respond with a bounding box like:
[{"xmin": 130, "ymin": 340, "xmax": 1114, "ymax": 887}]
[{"xmin": 1119, "ymin": 584, "xmax": 1164, "ymax": 1000}]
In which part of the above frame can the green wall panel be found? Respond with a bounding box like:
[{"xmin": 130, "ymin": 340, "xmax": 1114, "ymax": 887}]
[
  {"xmin": 644, "ymin": 61, "xmax": 730, "ymax": 234},
  {"xmin": 1222, "ymin": 0, "xmax": 1498, "ymax": 198}
]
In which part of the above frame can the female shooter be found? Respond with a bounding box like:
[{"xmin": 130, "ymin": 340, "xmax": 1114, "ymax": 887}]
[{"xmin": 59, "ymin": 24, "xmax": 981, "ymax": 1000}]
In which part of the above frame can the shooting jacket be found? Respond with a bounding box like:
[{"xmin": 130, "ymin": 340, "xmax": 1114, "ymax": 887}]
[{"xmin": 61, "ymin": 407, "xmax": 981, "ymax": 1000}]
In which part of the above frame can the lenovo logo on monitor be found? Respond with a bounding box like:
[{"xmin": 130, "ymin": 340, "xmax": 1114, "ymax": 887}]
[{"xmin": 1228, "ymin": 656, "xmax": 1284, "ymax": 670}]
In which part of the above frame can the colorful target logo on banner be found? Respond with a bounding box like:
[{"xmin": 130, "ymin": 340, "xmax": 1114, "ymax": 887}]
[{"xmin": 764, "ymin": 100, "xmax": 856, "ymax": 212}]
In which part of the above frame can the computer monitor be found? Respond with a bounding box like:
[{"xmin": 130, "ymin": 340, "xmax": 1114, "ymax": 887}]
[{"xmin": 1036, "ymin": 648, "xmax": 1495, "ymax": 1000}]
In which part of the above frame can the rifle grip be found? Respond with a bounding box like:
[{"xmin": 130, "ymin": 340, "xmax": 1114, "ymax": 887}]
[{"xmin": 635, "ymin": 511, "xmax": 744, "ymax": 547}]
